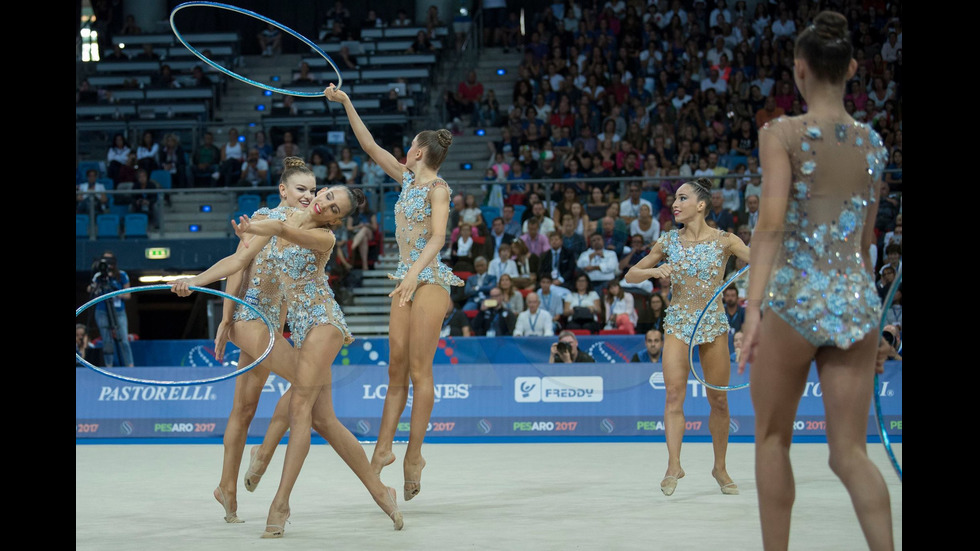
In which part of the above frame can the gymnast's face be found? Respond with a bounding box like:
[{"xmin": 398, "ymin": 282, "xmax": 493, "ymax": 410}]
[
  {"xmin": 311, "ymin": 186, "xmax": 352, "ymax": 224},
  {"xmin": 406, "ymin": 136, "xmax": 423, "ymax": 170},
  {"xmin": 672, "ymin": 184, "xmax": 704, "ymax": 223},
  {"xmin": 280, "ymin": 174, "xmax": 316, "ymax": 209}
]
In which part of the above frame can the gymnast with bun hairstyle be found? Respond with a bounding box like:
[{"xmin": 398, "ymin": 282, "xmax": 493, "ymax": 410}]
[
  {"xmin": 738, "ymin": 11, "xmax": 894, "ymax": 550},
  {"xmin": 324, "ymin": 83, "xmax": 463, "ymax": 501}
]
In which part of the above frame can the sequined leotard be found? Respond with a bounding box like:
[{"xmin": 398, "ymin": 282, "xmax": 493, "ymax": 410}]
[
  {"xmin": 761, "ymin": 117, "xmax": 887, "ymax": 348},
  {"xmin": 233, "ymin": 206, "xmax": 288, "ymax": 329},
  {"xmin": 390, "ymin": 171, "xmax": 464, "ymax": 292},
  {"xmin": 659, "ymin": 229, "xmax": 732, "ymax": 346},
  {"xmin": 274, "ymin": 207, "xmax": 353, "ymax": 347}
]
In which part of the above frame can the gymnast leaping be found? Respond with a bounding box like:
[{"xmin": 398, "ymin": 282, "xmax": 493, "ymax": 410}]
[
  {"xmin": 625, "ymin": 177, "xmax": 751, "ymax": 496},
  {"xmin": 324, "ymin": 84, "xmax": 463, "ymax": 501},
  {"xmin": 171, "ymin": 157, "xmax": 403, "ymax": 537}
]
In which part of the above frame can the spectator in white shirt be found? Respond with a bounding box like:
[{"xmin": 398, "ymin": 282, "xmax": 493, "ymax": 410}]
[{"xmin": 513, "ymin": 292, "xmax": 555, "ymax": 336}]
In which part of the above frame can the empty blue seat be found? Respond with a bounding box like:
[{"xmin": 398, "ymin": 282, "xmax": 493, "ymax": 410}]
[
  {"xmin": 124, "ymin": 213, "xmax": 148, "ymax": 238},
  {"xmin": 237, "ymin": 194, "xmax": 262, "ymax": 214},
  {"xmin": 150, "ymin": 169, "xmax": 172, "ymax": 189},
  {"xmin": 96, "ymin": 214, "xmax": 121, "ymax": 238},
  {"xmin": 480, "ymin": 205, "xmax": 500, "ymax": 224},
  {"xmin": 512, "ymin": 204, "xmax": 527, "ymax": 220},
  {"xmin": 265, "ymin": 193, "xmax": 281, "ymax": 209},
  {"xmin": 76, "ymin": 214, "xmax": 90, "ymax": 238}
]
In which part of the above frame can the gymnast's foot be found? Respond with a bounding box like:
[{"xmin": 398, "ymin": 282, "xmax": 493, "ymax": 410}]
[
  {"xmin": 661, "ymin": 468, "xmax": 685, "ymax": 496},
  {"xmin": 712, "ymin": 468, "xmax": 739, "ymax": 495},
  {"xmin": 383, "ymin": 486, "xmax": 404, "ymax": 530},
  {"xmin": 214, "ymin": 486, "xmax": 244, "ymax": 523},
  {"xmin": 403, "ymin": 456, "xmax": 426, "ymax": 501},
  {"xmin": 371, "ymin": 450, "xmax": 396, "ymax": 477},
  {"xmin": 261, "ymin": 503, "xmax": 290, "ymax": 538},
  {"xmin": 244, "ymin": 445, "xmax": 267, "ymax": 492}
]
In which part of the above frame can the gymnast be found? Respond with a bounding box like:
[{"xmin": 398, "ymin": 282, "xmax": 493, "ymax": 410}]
[
  {"xmin": 738, "ymin": 11, "xmax": 893, "ymax": 550},
  {"xmin": 324, "ymin": 83, "xmax": 463, "ymax": 501},
  {"xmin": 625, "ymin": 177, "xmax": 750, "ymax": 496},
  {"xmin": 171, "ymin": 158, "xmax": 403, "ymax": 537}
]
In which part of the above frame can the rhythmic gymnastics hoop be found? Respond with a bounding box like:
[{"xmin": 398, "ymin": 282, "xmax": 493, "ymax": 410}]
[
  {"xmin": 169, "ymin": 1, "xmax": 343, "ymax": 96},
  {"xmin": 75, "ymin": 284, "xmax": 275, "ymax": 386},
  {"xmin": 875, "ymin": 264, "xmax": 903, "ymax": 481},
  {"xmin": 687, "ymin": 264, "xmax": 751, "ymax": 391}
]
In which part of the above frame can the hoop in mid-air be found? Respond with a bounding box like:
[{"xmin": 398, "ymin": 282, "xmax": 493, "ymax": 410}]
[
  {"xmin": 687, "ymin": 264, "xmax": 750, "ymax": 392},
  {"xmin": 169, "ymin": 1, "xmax": 343, "ymax": 96},
  {"xmin": 75, "ymin": 284, "xmax": 276, "ymax": 386}
]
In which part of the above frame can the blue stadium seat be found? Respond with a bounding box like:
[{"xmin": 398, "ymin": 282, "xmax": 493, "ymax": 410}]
[
  {"xmin": 237, "ymin": 194, "xmax": 261, "ymax": 214},
  {"xmin": 77, "ymin": 214, "xmax": 90, "ymax": 238},
  {"xmin": 265, "ymin": 193, "xmax": 281, "ymax": 209},
  {"xmin": 124, "ymin": 213, "xmax": 149, "ymax": 238},
  {"xmin": 150, "ymin": 169, "xmax": 172, "ymax": 189},
  {"xmin": 96, "ymin": 214, "xmax": 121, "ymax": 238},
  {"xmin": 512, "ymin": 204, "xmax": 527, "ymax": 220},
  {"xmin": 79, "ymin": 160, "xmax": 104, "ymax": 178},
  {"xmin": 641, "ymin": 191, "xmax": 661, "ymax": 214},
  {"xmin": 480, "ymin": 205, "xmax": 500, "ymax": 224}
]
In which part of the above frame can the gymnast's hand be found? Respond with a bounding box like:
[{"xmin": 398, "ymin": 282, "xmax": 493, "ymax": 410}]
[
  {"xmin": 389, "ymin": 274, "xmax": 419, "ymax": 308},
  {"xmin": 214, "ymin": 320, "xmax": 231, "ymax": 362},
  {"xmin": 737, "ymin": 310, "xmax": 760, "ymax": 375},
  {"xmin": 236, "ymin": 217, "xmax": 283, "ymax": 242},
  {"xmin": 651, "ymin": 264, "xmax": 673, "ymax": 279},
  {"xmin": 170, "ymin": 277, "xmax": 198, "ymax": 297},
  {"xmin": 323, "ymin": 83, "xmax": 349, "ymax": 104}
]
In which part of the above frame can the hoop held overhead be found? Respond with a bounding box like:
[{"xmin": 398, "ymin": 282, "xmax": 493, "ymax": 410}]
[
  {"xmin": 76, "ymin": 284, "xmax": 276, "ymax": 386},
  {"xmin": 170, "ymin": 1, "xmax": 343, "ymax": 96}
]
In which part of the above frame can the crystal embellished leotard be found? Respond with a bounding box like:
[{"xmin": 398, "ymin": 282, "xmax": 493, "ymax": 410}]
[
  {"xmin": 233, "ymin": 206, "xmax": 288, "ymax": 329},
  {"xmin": 761, "ymin": 116, "xmax": 888, "ymax": 348},
  {"xmin": 389, "ymin": 171, "xmax": 464, "ymax": 292},
  {"xmin": 660, "ymin": 229, "xmax": 732, "ymax": 346},
  {"xmin": 274, "ymin": 207, "xmax": 353, "ymax": 347}
]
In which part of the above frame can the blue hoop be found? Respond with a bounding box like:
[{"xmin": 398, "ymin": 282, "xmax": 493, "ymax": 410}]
[
  {"xmin": 76, "ymin": 284, "xmax": 276, "ymax": 386},
  {"xmin": 875, "ymin": 265, "xmax": 903, "ymax": 481},
  {"xmin": 169, "ymin": 1, "xmax": 343, "ymax": 96},
  {"xmin": 687, "ymin": 265, "xmax": 751, "ymax": 391}
]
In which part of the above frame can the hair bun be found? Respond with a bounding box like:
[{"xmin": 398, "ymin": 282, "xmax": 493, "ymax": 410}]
[
  {"xmin": 350, "ymin": 187, "xmax": 366, "ymax": 209},
  {"xmin": 812, "ymin": 11, "xmax": 848, "ymax": 41},
  {"xmin": 436, "ymin": 129, "xmax": 453, "ymax": 149},
  {"xmin": 283, "ymin": 156, "xmax": 306, "ymax": 169}
]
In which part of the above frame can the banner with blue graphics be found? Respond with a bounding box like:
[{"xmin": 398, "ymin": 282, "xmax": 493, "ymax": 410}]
[{"xmin": 76, "ymin": 346, "xmax": 902, "ymax": 441}]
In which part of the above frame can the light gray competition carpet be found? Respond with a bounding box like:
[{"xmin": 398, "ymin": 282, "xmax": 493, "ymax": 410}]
[{"xmin": 76, "ymin": 442, "xmax": 902, "ymax": 550}]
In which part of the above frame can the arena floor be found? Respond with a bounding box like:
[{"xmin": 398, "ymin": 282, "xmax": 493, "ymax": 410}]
[{"xmin": 76, "ymin": 441, "xmax": 902, "ymax": 550}]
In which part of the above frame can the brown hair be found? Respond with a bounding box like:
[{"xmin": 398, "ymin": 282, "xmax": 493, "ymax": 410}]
[
  {"xmin": 795, "ymin": 11, "xmax": 853, "ymax": 83},
  {"xmin": 280, "ymin": 156, "xmax": 313, "ymax": 185},
  {"xmin": 415, "ymin": 129, "xmax": 453, "ymax": 169}
]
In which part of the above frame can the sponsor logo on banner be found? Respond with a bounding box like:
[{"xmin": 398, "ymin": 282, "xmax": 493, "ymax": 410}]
[
  {"xmin": 514, "ymin": 377, "xmax": 540, "ymax": 402},
  {"xmin": 515, "ymin": 377, "xmax": 603, "ymax": 402},
  {"xmin": 477, "ymin": 419, "xmax": 492, "ymax": 434},
  {"xmin": 97, "ymin": 386, "xmax": 216, "ymax": 401},
  {"xmin": 154, "ymin": 422, "xmax": 195, "ymax": 433},
  {"xmin": 729, "ymin": 418, "xmax": 740, "ymax": 433},
  {"xmin": 802, "ymin": 381, "xmax": 822, "ymax": 397},
  {"xmin": 427, "ymin": 421, "xmax": 456, "ymax": 432},
  {"xmin": 649, "ymin": 372, "xmax": 665, "ymax": 390},
  {"xmin": 599, "ymin": 418, "xmax": 615, "ymax": 434},
  {"xmin": 355, "ymin": 420, "xmax": 371, "ymax": 435},
  {"xmin": 363, "ymin": 384, "xmax": 471, "ymax": 408},
  {"xmin": 512, "ymin": 421, "xmax": 578, "ymax": 432},
  {"xmin": 636, "ymin": 420, "xmax": 665, "ymax": 431},
  {"xmin": 263, "ymin": 375, "xmax": 290, "ymax": 396},
  {"xmin": 120, "ymin": 421, "xmax": 134, "ymax": 435}
]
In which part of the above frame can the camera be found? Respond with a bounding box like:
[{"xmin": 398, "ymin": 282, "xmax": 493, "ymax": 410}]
[
  {"xmin": 882, "ymin": 331, "xmax": 896, "ymax": 347},
  {"xmin": 553, "ymin": 341, "xmax": 572, "ymax": 362}
]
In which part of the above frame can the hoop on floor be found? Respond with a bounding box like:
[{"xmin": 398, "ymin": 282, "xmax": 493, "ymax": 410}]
[
  {"xmin": 75, "ymin": 284, "xmax": 276, "ymax": 386},
  {"xmin": 875, "ymin": 265, "xmax": 903, "ymax": 481},
  {"xmin": 687, "ymin": 264, "xmax": 750, "ymax": 392},
  {"xmin": 169, "ymin": 1, "xmax": 343, "ymax": 96}
]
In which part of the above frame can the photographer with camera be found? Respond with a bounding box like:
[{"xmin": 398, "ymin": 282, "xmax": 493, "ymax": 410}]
[
  {"xmin": 85, "ymin": 252, "xmax": 134, "ymax": 367},
  {"xmin": 548, "ymin": 330, "xmax": 595, "ymax": 363}
]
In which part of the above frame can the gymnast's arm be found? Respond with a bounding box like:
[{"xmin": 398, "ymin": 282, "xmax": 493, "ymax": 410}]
[
  {"xmin": 624, "ymin": 240, "xmax": 667, "ymax": 284},
  {"xmin": 744, "ymin": 124, "xmax": 790, "ymax": 310},
  {"xmin": 323, "ymin": 84, "xmax": 404, "ymax": 182},
  {"xmin": 726, "ymin": 232, "xmax": 751, "ymax": 264},
  {"xmin": 237, "ymin": 215, "xmax": 336, "ymax": 252},
  {"xmin": 170, "ymin": 233, "xmax": 272, "ymax": 297}
]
